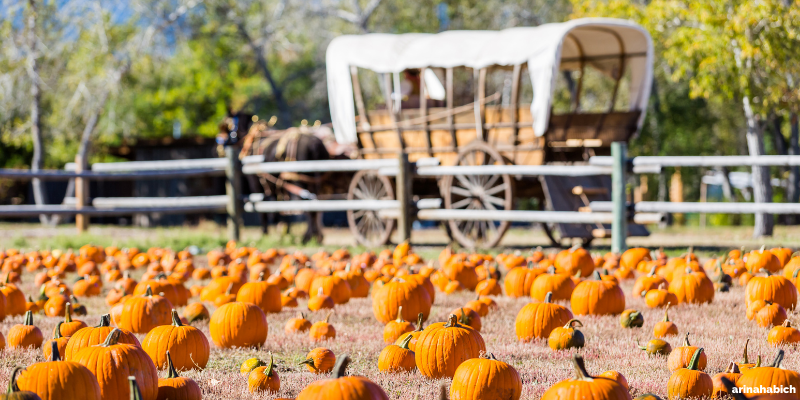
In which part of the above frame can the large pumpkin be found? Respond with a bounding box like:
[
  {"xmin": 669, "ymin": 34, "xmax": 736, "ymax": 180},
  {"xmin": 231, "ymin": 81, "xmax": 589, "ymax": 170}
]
[
  {"xmin": 530, "ymin": 267, "xmax": 575, "ymax": 302},
  {"xmin": 570, "ymin": 271, "xmax": 625, "ymax": 315},
  {"xmin": 142, "ymin": 310, "xmax": 210, "ymax": 371},
  {"xmin": 450, "ymin": 353, "xmax": 521, "ymax": 400},
  {"xmin": 746, "ymin": 273, "xmax": 797, "ymax": 310},
  {"xmin": 63, "ymin": 314, "xmax": 140, "ymax": 360},
  {"xmin": 415, "ymin": 314, "xmax": 486, "ymax": 379},
  {"xmin": 73, "ymin": 329, "xmax": 159, "ymax": 400},
  {"xmin": 554, "ymin": 246, "xmax": 594, "ymax": 277},
  {"xmin": 746, "ymin": 248, "xmax": 782, "ymax": 274},
  {"xmin": 667, "ymin": 348, "xmax": 713, "ymax": 400},
  {"xmin": 503, "ymin": 262, "xmax": 546, "ymax": 298},
  {"xmin": 17, "ymin": 341, "xmax": 102, "ymax": 400},
  {"xmin": 372, "ymin": 277, "xmax": 432, "ymax": 324},
  {"xmin": 540, "ymin": 355, "xmax": 630, "ymax": 400},
  {"xmin": 209, "ymin": 302, "xmax": 268, "ymax": 348},
  {"xmin": 736, "ymin": 350, "xmax": 800, "ymax": 397},
  {"xmin": 515, "ymin": 292, "xmax": 573, "ymax": 341},
  {"xmin": 117, "ymin": 286, "xmax": 173, "ymax": 334},
  {"xmin": 296, "ymin": 355, "xmax": 388, "ymax": 400},
  {"xmin": 235, "ymin": 274, "xmax": 282, "ymax": 314},
  {"xmin": 668, "ymin": 267, "xmax": 715, "ymax": 304}
]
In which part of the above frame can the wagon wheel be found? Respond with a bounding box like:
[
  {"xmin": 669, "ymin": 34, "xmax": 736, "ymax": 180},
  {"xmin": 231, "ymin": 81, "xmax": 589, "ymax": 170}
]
[
  {"xmin": 440, "ymin": 141, "xmax": 513, "ymax": 249},
  {"xmin": 347, "ymin": 170, "xmax": 395, "ymax": 247}
]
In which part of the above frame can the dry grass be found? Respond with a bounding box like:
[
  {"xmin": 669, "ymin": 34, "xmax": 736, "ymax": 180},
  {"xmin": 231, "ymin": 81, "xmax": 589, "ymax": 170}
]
[{"xmin": 0, "ymin": 256, "xmax": 796, "ymax": 399}]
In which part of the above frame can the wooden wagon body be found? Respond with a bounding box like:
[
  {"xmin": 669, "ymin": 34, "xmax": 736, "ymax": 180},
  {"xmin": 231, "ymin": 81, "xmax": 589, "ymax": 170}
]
[{"xmin": 323, "ymin": 18, "xmax": 655, "ymax": 248}]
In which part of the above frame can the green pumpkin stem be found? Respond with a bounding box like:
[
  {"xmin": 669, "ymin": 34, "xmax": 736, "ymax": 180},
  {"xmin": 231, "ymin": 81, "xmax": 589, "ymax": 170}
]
[
  {"xmin": 636, "ymin": 339, "xmax": 646, "ymax": 351},
  {"xmin": 647, "ymin": 265, "xmax": 657, "ymax": 276},
  {"xmin": 49, "ymin": 340, "xmax": 61, "ymax": 362},
  {"xmin": 444, "ymin": 314, "xmax": 460, "ymax": 328},
  {"xmin": 457, "ymin": 308, "xmax": 471, "ymax": 325},
  {"xmin": 592, "ymin": 270, "xmax": 602, "ymax": 280},
  {"xmin": 687, "ymin": 348, "xmax": 704, "ymax": 371},
  {"xmin": 64, "ymin": 302, "xmax": 73, "ymax": 323},
  {"xmin": 793, "ymin": 268, "xmax": 800, "ymax": 279},
  {"xmin": 663, "ymin": 303, "xmax": 671, "ymax": 322},
  {"xmin": 414, "ymin": 313, "xmax": 424, "ymax": 332},
  {"xmin": 264, "ymin": 352, "xmax": 275, "ymax": 377},
  {"xmin": 544, "ymin": 292, "xmax": 553, "ymax": 303},
  {"xmin": 171, "ymin": 309, "xmax": 183, "ymax": 327},
  {"xmin": 101, "ymin": 328, "xmax": 123, "ymax": 347},
  {"xmin": 298, "ymin": 358, "xmax": 317, "ymax": 370},
  {"xmin": 742, "ymin": 339, "xmax": 750, "ymax": 364},
  {"xmin": 97, "ymin": 314, "xmax": 112, "ymax": 327},
  {"xmin": 331, "ymin": 354, "xmax": 351, "ymax": 379},
  {"xmin": 683, "ymin": 332, "xmax": 691, "ymax": 347},
  {"xmin": 166, "ymin": 351, "xmax": 180, "ymax": 379},
  {"xmin": 398, "ymin": 333, "xmax": 413, "ymax": 350},
  {"xmin": 7, "ymin": 367, "xmax": 24, "ymax": 394},
  {"xmin": 23, "ymin": 310, "xmax": 34, "ymax": 326},
  {"xmin": 128, "ymin": 376, "xmax": 143, "ymax": 400},
  {"xmin": 571, "ymin": 354, "xmax": 594, "ymax": 381},
  {"xmin": 145, "ymin": 285, "xmax": 154, "ymax": 297},
  {"xmin": 564, "ymin": 319, "xmax": 583, "ymax": 329},
  {"xmin": 770, "ymin": 350, "xmax": 785, "ymax": 368},
  {"xmin": 53, "ymin": 321, "xmax": 64, "ymax": 339}
]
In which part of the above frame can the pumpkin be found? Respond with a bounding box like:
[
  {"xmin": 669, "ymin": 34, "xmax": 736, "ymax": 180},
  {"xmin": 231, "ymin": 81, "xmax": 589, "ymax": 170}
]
[
  {"xmin": 619, "ymin": 309, "xmax": 644, "ymax": 328},
  {"xmin": 746, "ymin": 272, "xmax": 797, "ymax": 310},
  {"xmin": 747, "ymin": 299, "xmax": 769, "ymax": 320},
  {"xmin": 209, "ymin": 302, "xmax": 268, "ymax": 348},
  {"xmin": 337, "ymin": 264, "xmax": 370, "ymax": 298},
  {"xmin": 503, "ymin": 262, "xmax": 545, "ymax": 298},
  {"xmin": 531, "ymin": 266, "xmax": 576, "ymax": 302},
  {"xmin": 669, "ymin": 267, "xmax": 715, "ymax": 304},
  {"xmin": 515, "ymin": 292, "xmax": 574, "ymax": 341},
  {"xmin": 295, "ymin": 355, "xmax": 389, "ymax": 400},
  {"xmin": 637, "ymin": 339, "xmax": 672, "ymax": 356},
  {"xmin": 464, "ymin": 295, "xmax": 490, "ymax": 317},
  {"xmin": 475, "ymin": 277, "xmax": 502, "ymax": 296},
  {"xmin": 541, "ymin": 355, "xmax": 629, "ymax": 400},
  {"xmin": 157, "ymin": 351, "xmax": 202, "ymax": 400},
  {"xmin": 667, "ymin": 333, "xmax": 707, "ymax": 371},
  {"xmin": 247, "ymin": 352, "xmax": 280, "ymax": 394},
  {"xmin": 58, "ymin": 303, "xmax": 87, "ymax": 337},
  {"xmin": 285, "ymin": 312, "xmax": 313, "ymax": 334},
  {"xmin": 213, "ymin": 282, "xmax": 237, "ymax": 306},
  {"xmin": 73, "ymin": 329, "xmax": 158, "ymax": 400},
  {"xmin": 63, "ymin": 314, "xmax": 140, "ymax": 360},
  {"xmin": 621, "ymin": 247, "xmax": 652, "ymax": 270},
  {"xmin": 308, "ymin": 287, "xmax": 335, "ymax": 311},
  {"xmin": 653, "ymin": 304, "xmax": 679, "ymax": 338},
  {"xmin": 372, "ymin": 277, "xmax": 432, "ymax": 324},
  {"xmin": 746, "ymin": 247, "xmax": 782, "ymax": 274},
  {"xmin": 598, "ymin": 371, "xmax": 629, "ymax": 391},
  {"xmin": 415, "ymin": 314, "xmax": 485, "ymax": 379},
  {"xmin": 8, "ymin": 311, "xmax": 43, "ymax": 349},
  {"xmin": 736, "ymin": 350, "xmax": 800, "ymax": 397},
  {"xmin": 768, "ymin": 320, "xmax": 800, "ymax": 346},
  {"xmin": 554, "ymin": 245, "xmax": 595, "ymax": 277},
  {"xmin": 0, "ymin": 275, "xmax": 26, "ymax": 316},
  {"xmin": 309, "ymin": 311, "xmax": 336, "ymax": 341},
  {"xmin": 394, "ymin": 313, "xmax": 426, "ymax": 351},
  {"xmin": 738, "ymin": 339, "xmax": 760, "ymax": 372},
  {"xmin": 720, "ymin": 376, "xmax": 793, "ymax": 400},
  {"xmin": 712, "ymin": 362, "xmax": 741, "ymax": 398},
  {"xmin": 236, "ymin": 273, "xmax": 282, "ymax": 314},
  {"xmin": 667, "ymin": 348, "xmax": 713, "ymax": 400},
  {"xmin": 142, "ymin": 309, "xmax": 210, "ymax": 371},
  {"xmin": 133, "ymin": 274, "xmax": 180, "ymax": 306},
  {"xmin": 1, "ymin": 367, "xmax": 41, "ymax": 400},
  {"xmin": 182, "ymin": 303, "xmax": 209, "ymax": 323},
  {"xmin": 383, "ymin": 306, "xmax": 415, "ymax": 343},
  {"xmin": 309, "ymin": 274, "xmax": 352, "ymax": 305},
  {"xmin": 300, "ymin": 347, "xmax": 336, "ymax": 373},
  {"xmin": 442, "ymin": 256, "xmax": 479, "ymax": 290},
  {"xmin": 450, "ymin": 353, "xmax": 521, "ymax": 400},
  {"xmin": 644, "ymin": 286, "xmax": 678, "ymax": 308},
  {"xmin": 755, "ymin": 301, "xmax": 787, "ymax": 328},
  {"xmin": 240, "ymin": 358, "xmax": 266, "ymax": 375},
  {"xmin": 378, "ymin": 335, "xmax": 415, "ymax": 373},
  {"xmin": 117, "ymin": 286, "xmax": 173, "ymax": 334},
  {"xmin": 42, "ymin": 289, "xmax": 69, "ymax": 317},
  {"xmin": 42, "ymin": 322, "xmax": 69, "ymax": 361},
  {"xmin": 16, "ymin": 341, "xmax": 102, "ymax": 400},
  {"xmin": 548, "ymin": 319, "xmax": 585, "ymax": 350},
  {"xmin": 571, "ymin": 271, "xmax": 625, "ymax": 316}
]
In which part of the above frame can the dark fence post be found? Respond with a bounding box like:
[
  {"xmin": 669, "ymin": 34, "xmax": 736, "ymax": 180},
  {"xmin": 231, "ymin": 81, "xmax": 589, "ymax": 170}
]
[
  {"xmin": 396, "ymin": 153, "xmax": 413, "ymax": 242},
  {"xmin": 225, "ymin": 146, "xmax": 243, "ymax": 241}
]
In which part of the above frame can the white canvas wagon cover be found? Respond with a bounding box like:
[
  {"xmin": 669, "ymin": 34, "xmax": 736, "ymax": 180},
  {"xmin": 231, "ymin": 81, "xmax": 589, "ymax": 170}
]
[{"xmin": 326, "ymin": 18, "xmax": 653, "ymax": 144}]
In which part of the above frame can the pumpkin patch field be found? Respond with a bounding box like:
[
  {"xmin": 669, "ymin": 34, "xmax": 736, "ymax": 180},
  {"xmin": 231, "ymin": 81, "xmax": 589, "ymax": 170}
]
[{"xmin": 1, "ymin": 243, "xmax": 799, "ymax": 399}]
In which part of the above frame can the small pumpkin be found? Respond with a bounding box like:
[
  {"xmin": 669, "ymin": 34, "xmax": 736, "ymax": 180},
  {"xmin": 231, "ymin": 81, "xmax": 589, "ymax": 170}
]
[
  {"xmin": 712, "ymin": 362, "xmax": 741, "ymax": 398},
  {"xmin": 383, "ymin": 306, "xmax": 415, "ymax": 344},
  {"xmin": 240, "ymin": 358, "xmax": 266, "ymax": 376},
  {"xmin": 653, "ymin": 304, "xmax": 679, "ymax": 338},
  {"xmin": 157, "ymin": 351, "xmax": 202, "ymax": 400},
  {"xmin": 667, "ymin": 332, "xmax": 707, "ymax": 372},
  {"xmin": 142, "ymin": 309, "xmax": 210, "ymax": 371},
  {"xmin": 667, "ymin": 348, "xmax": 713, "ymax": 400},
  {"xmin": 307, "ymin": 287, "xmax": 335, "ymax": 311},
  {"xmin": 309, "ymin": 311, "xmax": 336, "ymax": 342},
  {"xmin": 295, "ymin": 355, "xmax": 389, "ymax": 400},
  {"xmin": 644, "ymin": 285, "xmax": 679, "ymax": 308},
  {"xmin": 42, "ymin": 322, "xmax": 69, "ymax": 361},
  {"xmin": 209, "ymin": 301, "xmax": 268, "ymax": 348},
  {"xmin": 633, "ymin": 265, "xmax": 669, "ymax": 298},
  {"xmin": 548, "ymin": 319, "xmax": 585, "ymax": 351},
  {"xmin": 58, "ymin": 303, "xmax": 87, "ymax": 337},
  {"xmin": 247, "ymin": 352, "xmax": 280, "ymax": 394},
  {"xmin": 540, "ymin": 354, "xmax": 629, "ymax": 400},
  {"xmin": 394, "ymin": 313, "xmax": 426, "ymax": 351},
  {"xmin": 7, "ymin": 311, "xmax": 44, "ymax": 350},
  {"xmin": 637, "ymin": 338, "xmax": 672, "ymax": 356},
  {"xmin": 768, "ymin": 320, "xmax": 800, "ymax": 346},
  {"xmin": 182, "ymin": 303, "xmax": 209, "ymax": 323},
  {"xmin": 300, "ymin": 347, "xmax": 336, "ymax": 374},
  {"xmin": 620, "ymin": 309, "xmax": 644, "ymax": 328},
  {"xmin": 377, "ymin": 335, "xmax": 415, "ymax": 373},
  {"xmin": 450, "ymin": 353, "xmax": 521, "ymax": 400},
  {"xmin": 285, "ymin": 312, "xmax": 313, "ymax": 334}
]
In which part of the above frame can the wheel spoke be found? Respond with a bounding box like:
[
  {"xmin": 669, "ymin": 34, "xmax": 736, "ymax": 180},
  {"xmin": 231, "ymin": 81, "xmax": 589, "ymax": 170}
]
[
  {"xmin": 485, "ymin": 182, "xmax": 508, "ymax": 196},
  {"xmin": 482, "ymin": 198, "xmax": 497, "ymax": 211},
  {"xmin": 357, "ymin": 179, "xmax": 371, "ymax": 198},
  {"xmin": 450, "ymin": 186, "xmax": 473, "ymax": 198},
  {"xmin": 482, "ymin": 194, "xmax": 506, "ymax": 207},
  {"xmin": 483, "ymin": 174, "xmax": 501, "ymax": 190},
  {"xmin": 450, "ymin": 197, "xmax": 473, "ymax": 209},
  {"xmin": 352, "ymin": 209, "xmax": 367, "ymax": 219},
  {"xmin": 455, "ymin": 174, "xmax": 474, "ymax": 191},
  {"xmin": 352, "ymin": 187, "xmax": 366, "ymax": 200}
]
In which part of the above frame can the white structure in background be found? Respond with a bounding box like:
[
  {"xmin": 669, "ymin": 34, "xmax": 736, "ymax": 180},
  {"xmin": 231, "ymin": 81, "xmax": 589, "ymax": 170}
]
[{"xmin": 702, "ymin": 170, "xmax": 785, "ymax": 201}]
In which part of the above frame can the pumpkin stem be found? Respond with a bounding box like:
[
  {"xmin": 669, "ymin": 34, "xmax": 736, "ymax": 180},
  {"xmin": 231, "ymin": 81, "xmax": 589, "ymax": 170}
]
[
  {"xmin": 23, "ymin": 310, "xmax": 34, "ymax": 326},
  {"xmin": 439, "ymin": 383, "xmax": 448, "ymax": 400},
  {"xmin": 64, "ymin": 302, "xmax": 73, "ymax": 323},
  {"xmin": 258, "ymin": 272, "xmax": 265, "ymax": 282},
  {"xmin": 687, "ymin": 348, "xmax": 704, "ymax": 371},
  {"xmin": 647, "ymin": 265, "xmax": 657, "ymax": 277},
  {"xmin": 299, "ymin": 358, "xmax": 317, "ymax": 370},
  {"xmin": 317, "ymin": 287, "xmax": 324, "ymax": 298},
  {"xmin": 6, "ymin": 367, "xmax": 24, "ymax": 394},
  {"xmin": 755, "ymin": 355, "xmax": 762, "ymax": 367},
  {"xmin": 299, "ymin": 312, "xmax": 307, "ymax": 320},
  {"xmin": 640, "ymin": 290, "xmax": 648, "ymax": 297},
  {"xmin": 784, "ymin": 320, "xmax": 793, "ymax": 328},
  {"xmin": 770, "ymin": 350, "xmax": 785, "ymax": 368},
  {"xmin": 480, "ymin": 352, "xmax": 498, "ymax": 360},
  {"xmin": 546, "ymin": 266, "xmax": 556, "ymax": 275},
  {"xmin": 415, "ymin": 313, "xmax": 424, "ymax": 332},
  {"xmin": 171, "ymin": 309, "xmax": 183, "ymax": 327},
  {"xmin": 793, "ymin": 268, "xmax": 800, "ymax": 279},
  {"xmin": 444, "ymin": 314, "xmax": 460, "ymax": 328},
  {"xmin": 145, "ymin": 285, "xmax": 153, "ymax": 297},
  {"xmin": 323, "ymin": 311, "xmax": 332, "ymax": 324},
  {"xmin": 49, "ymin": 340, "xmax": 61, "ymax": 362},
  {"xmin": 571, "ymin": 354, "xmax": 594, "ymax": 381},
  {"xmin": 457, "ymin": 308, "xmax": 471, "ymax": 325},
  {"xmin": 395, "ymin": 306, "xmax": 405, "ymax": 323},
  {"xmin": 331, "ymin": 354, "xmax": 351, "ymax": 379},
  {"xmin": 166, "ymin": 351, "xmax": 180, "ymax": 379},
  {"xmin": 742, "ymin": 338, "xmax": 750, "ymax": 364},
  {"xmin": 544, "ymin": 292, "xmax": 553, "ymax": 304},
  {"xmin": 527, "ymin": 261, "xmax": 533, "ymax": 269},
  {"xmin": 724, "ymin": 361, "xmax": 741, "ymax": 374},
  {"xmin": 573, "ymin": 269, "xmax": 582, "ymax": 279},
  {"xmin": 53, "ymin": 321, "xmax": 64, "ymax": 339},
  {"xmin": 101, "ymin": 328, "xmax": 123, "ymax": 347},
  {"xmin": 564, "ymin": 319, "xmax": 583, "ymax": 329},
  {"xmin": 398, "ymin": 333, "xmax": 413, "ymax": 350},
  {"xmin": 128, "ymin": 376, "xmax": 143, "ymax": 400},
  {"xmin": 684, "ymin": 266, "xmax": 693, "ymax": 274},
  {"xmin": 683, "ymin": 332, "xmax": 691, "ymax": 347},
  {"xmin": 97, "ymin": 314, "xmax": 112, "ymax": 327},
  {"xmin": 264, "ymin": 352, "xmax": 274, "ymax": 377},
  {"xmin": 636, "ymin": 339, "xmax": 646, "ymax": 351},
  {"xmin": 663, "ymin": 303, "xmax": 671, "ymax": 322}
]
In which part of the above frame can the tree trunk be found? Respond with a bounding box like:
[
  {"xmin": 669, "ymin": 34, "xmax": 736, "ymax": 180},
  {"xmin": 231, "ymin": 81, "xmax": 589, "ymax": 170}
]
[
  {"xmin": 788, "ymin": 113, "xmax": 800, "ymax": 224},
  {"xmin": 27, "ymin": 0, "xmax": 51, "ymax": 225},
  {"xmin": 743, "ymin": 96, "xmax": 773, "ymax": 237}
]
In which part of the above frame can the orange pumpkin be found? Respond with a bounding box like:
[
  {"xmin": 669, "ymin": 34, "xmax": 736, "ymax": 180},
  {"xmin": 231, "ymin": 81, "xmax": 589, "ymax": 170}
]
[
  {"xmin": 415, "ymin": 314, "xmax": 485, "ymax": 379},
  {"xmin": 142, "ymin": 310, "xmax": 210, "ymax": 371},
  {"xmin": 117, "ymin": 286, "xmax": 173, "ymax": 334},
  {"xmin": 514, "ymin": 292, "xmax": 573, "ymax": 341},
  {"xmin": 236, "ymin": 273, "xmax": 282, "ymax": 314},
  {"xmin": 669, "ymin": 267, "xmax": 715, "ymax": 304},
  {"xmin": 570, "ymin": 271, "xmax": 625, "ymax": 315},
  {"xmin": 667, "ymin": 348, "xmax": 713, "ymax": 399},
  {"xmin": 372, "ymin": 277, "xmax": 432, "ymax": 324},
  {"xmin": 247, "ymin": 352, "xmax": 280, "ymax": 394},
  {"xmin": 300, "ymin": 347, "xmax": 336, "ymax": 373},
  {"xmin": 209, "ymin": 302, "xmax": 268, "ymax": 348},
  {"xmin": 736, "ymin": 350, "xmax": 800, "ymax": 397},
  {"xmin": 310, "ymin": 312, "xmax": 337, "ymax": 342},
  {"xmin": 378, "ymin": 335, "xmax": 415, "ymax": 373},
  {"xmin": 712, "ymin": 362, "xmax": 742, "ymax": 398},
  {"xmin": 503, "ymin": 262, "xmax": 545, "ymax": 298},
  {"xmin": 7, "ymin": 311, "xmax": 44, "ymax": 349},
  {"xmin": 548, "ymin": 319, "xmax": 585, "ymax": 350},
  {"xmin": 383, "ymin": 306, "xmax": 415, "ymax": 344},
  {"xmin": 768, "ymin": 320, "xmax": 800, "ymax": 346},
  {"xmin": 667, "ymin": 333, "xmax": 708, "ymax": 371},
  {"xmin": 530, "ymin": 266, "xmax": 575, "ymax": 302},
  {"xmin": 295, "ymin": 355, "xmax": 388, "ymax": 400},
  {"xmin": 540, "ymin": 355, "xmax": 629, "ymax": 400},
  {"xmin": 450, "ymin": 353, "xmax": 521, "ymax": 400},
  {"xmin": 285, "ymin": 312, "xmax": 313, "ymax": 334},
  {"xmin": 158, "ymin": 351, "xmax": 202, "ymax": 400},
  {"xmin": 63, "ymin": 314, "xmax": 140, "ymax": 360},
  {"xmin": 17, "ymin": 341, "xmax": 102, "ymax": 400},
  {"xmin": 746, "ymin": 272, "xmax": 797, "ymax": 311},
  {"xmin": 653, "ymin": 304, "xmax": 679, "ymax": 338}
]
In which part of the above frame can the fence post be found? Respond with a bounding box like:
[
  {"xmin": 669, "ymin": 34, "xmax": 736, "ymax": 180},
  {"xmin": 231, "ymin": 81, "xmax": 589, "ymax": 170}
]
[
  {"xmin": 225, "ymin": 146, "xmax": 243, "ymax": 242},
  {"xmin": 75, "ymin": 155, "xmax": 89, "ymax": 233},
  {"xmin": 396, "ymin": 152, "xmax": 413, "ymax": 242},
  {"xmin": 611, "ymin": 142, "xmax": 627, "ymax": 253}
]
